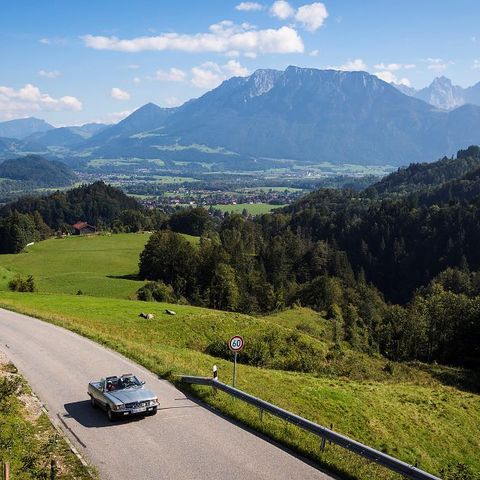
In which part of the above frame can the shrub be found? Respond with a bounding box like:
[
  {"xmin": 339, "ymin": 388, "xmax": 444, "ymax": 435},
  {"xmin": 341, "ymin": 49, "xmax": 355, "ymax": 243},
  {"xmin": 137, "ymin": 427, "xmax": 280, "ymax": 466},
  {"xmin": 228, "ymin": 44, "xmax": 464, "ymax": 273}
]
[
  {"xmin": 137, "ymin": 281, "xmax": 177, "ymax": 303},
  {"xmin": 8, "ymin": 275, "xmax": 36, "ymax": 292}
]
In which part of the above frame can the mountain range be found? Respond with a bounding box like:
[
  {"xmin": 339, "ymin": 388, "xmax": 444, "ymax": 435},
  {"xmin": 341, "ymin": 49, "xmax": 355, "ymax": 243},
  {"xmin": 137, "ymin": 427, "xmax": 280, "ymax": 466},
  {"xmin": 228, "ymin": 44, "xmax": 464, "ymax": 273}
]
[
  {"xmin": 2, "ymin": 67, "xmax": 480, "ymax": 168},
  {"xmin": 395, "ymin": 76, "xmax": 480, "ymax": 110}
]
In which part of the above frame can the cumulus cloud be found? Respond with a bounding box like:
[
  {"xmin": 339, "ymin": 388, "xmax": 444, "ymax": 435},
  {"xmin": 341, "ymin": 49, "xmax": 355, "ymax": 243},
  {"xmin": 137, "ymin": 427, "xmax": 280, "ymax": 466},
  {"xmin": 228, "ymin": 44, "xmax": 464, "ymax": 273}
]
[
  {"xmin": 0, "ymin": 83, "xmax": 82, "ymax": 120},
  {"xmin": 373, "ymin": 63, "xmax": 414, "ymax": 86},
  {"xmin": 82, "ymin": 21, "xmax": 304, "ymax": 56},
  {"xmin": 38, "ymin": 69, "xmax": 62, "ymax": 79},
  {"xmin": 424, "ymin": 58, "xmax": 453, "ymax": 72},
  {"xmin": 270, "ymin": 2, "xmax": 328, "ymax": 32},
  {"xmin": 111, "ymin": 87, "xmax": 131, "ymax": 100},
  {"xmin": 330, "ymin": 58, "xmax": 368, "ymax": 71},
  {"xmin": 270, "ymin": 0, "xmax": 294, "ymax": 19},
  {"xmin": 374, "ymin": 71, "xmax": 410, "ymax": 86},
  {"xmin": 164, "ymin": 96, "xmax": 183, "ymax": 107},
  {"xmin": 155, "ymin": 67, "xmax": 187, "ymax": 82},
  {"xmin": 295, "ymin": 3, "xmax": 328, "ymax": 32},
  {"xmin": 191, "ymin": 60, "xmax": 249, "ymax": 89},
  {"xmin": 100, "ymin": 110, "xmax": 133, "ymax": 124},
  {"xmin": 236, "ymin": 2, "xmax": 263, "ymax": 11},
  {"xmin": 374, "ymin": 63, "xmax": 415, "ymax": 71}
]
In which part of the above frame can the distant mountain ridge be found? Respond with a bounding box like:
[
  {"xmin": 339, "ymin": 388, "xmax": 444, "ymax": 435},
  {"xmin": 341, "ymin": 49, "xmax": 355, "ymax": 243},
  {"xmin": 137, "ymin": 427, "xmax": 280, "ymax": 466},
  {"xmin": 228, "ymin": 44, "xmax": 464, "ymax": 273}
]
[
  {"xmin": 0, "ymin": 117, "xmax": 54, "ymax": 139},
  {"xmin": 395, "ymin": 76, "xmax": 480, "ymax": 110},
  {"xmin": 3, "ymin": 67, "xmax": 480, "ymax": 167}
]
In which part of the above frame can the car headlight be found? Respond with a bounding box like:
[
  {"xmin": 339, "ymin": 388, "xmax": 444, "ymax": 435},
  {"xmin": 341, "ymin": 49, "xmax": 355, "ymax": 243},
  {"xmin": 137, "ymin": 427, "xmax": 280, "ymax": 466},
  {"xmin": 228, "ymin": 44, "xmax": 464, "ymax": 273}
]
[
  {"xmin": 113, "ymin": 404, "xmax": 125, "ymax": 411},
  {"xmin": 151, "ymin": 399, "xmax": 158, "ymax": 406}
]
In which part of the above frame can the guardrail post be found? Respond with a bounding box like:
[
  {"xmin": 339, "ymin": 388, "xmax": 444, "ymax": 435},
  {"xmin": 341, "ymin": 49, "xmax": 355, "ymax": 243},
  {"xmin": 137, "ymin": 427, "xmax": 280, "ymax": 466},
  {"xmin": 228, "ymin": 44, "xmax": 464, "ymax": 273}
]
[
  {"xmin": 320, "ymin": 435, "xmax": 326, "ymax": 452},
  {"xmin": 259, "ymin": 408, "xmax": 264, "ymax": 423}
]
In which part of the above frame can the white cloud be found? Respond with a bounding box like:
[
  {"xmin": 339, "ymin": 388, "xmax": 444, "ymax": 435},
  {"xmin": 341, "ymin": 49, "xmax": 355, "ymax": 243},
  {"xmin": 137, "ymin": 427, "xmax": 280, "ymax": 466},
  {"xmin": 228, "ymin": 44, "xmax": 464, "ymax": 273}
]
[
  {"xmin": 127, "ymin": 64, "xmax": 140, "ymax": 69},
  {"xmin": 191, "ymin": 60, "xmax": 249, "ymax": 89},
  {"xmin": 82, "ymin": 21, "xmax": 304, "ymax": 56},
  {"xmin": 270, "ymin": 0, "xmax": 294, "ymax": 19},
  {"xmin": 155, "ymin": 67, "xmax": 187, "ymax": 82},
  {"xmin": 473, "ymin": 59, "xmax": 480, "ymax": 69},
  {"xmin": 164, "ymin": 96, "xmax": 183, "ymax": 107},
  {"xmin": 236, "ymin": 2, "xmax": 263, "ymax": 11},
  {"xmin": 38, "ymin": 69, "xmax": 62, "ymax": 79},
  {"xmin": 295, "ymin": 3, "xmax": 328, "ymax": 32},
  {"xmin": 133, "ymin": 76, "xmax": 141, "ymax": 84},
  {"xmin": 0, "ymin": 83, "xmax": 81, "ymax": 120},
  {"xmin": 111, "ymin": 87, "xmax": 130, "ymax": 100},
  {"xmin": 372, "ymin": 63, "xmax": 414, "ymax": 86},
  {"xmin": 309, "ymin": 49, "xmax": 319, "ymax": 57},
  {"xmin": 424, "ymin": 58, "xmax": 453, "ymax": 72},
  {"xmin": 270, "ymin": 2, "xmax": 328, "ymax": 32},
  {"xmin": 331, "ymin": 58, "xmax": 368, "ymax": 71},
  {"xmin": 101, "ymin": 110, "xmax": 133, "ymax": 124},
  {"xmin": 39, "ymin": 37, "xmax": 67, "ymax": 46},
  {"xmin": 374, "ymin": 63, "xmax": 416, "ymax": 72}
]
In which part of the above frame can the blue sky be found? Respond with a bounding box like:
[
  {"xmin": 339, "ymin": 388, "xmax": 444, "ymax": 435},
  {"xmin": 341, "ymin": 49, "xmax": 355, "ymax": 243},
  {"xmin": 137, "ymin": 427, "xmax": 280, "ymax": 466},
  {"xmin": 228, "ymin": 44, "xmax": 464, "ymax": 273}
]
[{"xmin": 1, "ymin": 0, "xmax": 480, "ymax": 125}]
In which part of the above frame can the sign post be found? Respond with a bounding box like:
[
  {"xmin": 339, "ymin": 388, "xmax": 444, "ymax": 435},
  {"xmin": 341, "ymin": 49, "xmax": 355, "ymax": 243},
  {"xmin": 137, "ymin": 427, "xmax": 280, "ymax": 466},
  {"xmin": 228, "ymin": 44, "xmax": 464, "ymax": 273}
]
[{"xmin": 228, "ymin": 335, "xmax": 244, "ymax": 388}]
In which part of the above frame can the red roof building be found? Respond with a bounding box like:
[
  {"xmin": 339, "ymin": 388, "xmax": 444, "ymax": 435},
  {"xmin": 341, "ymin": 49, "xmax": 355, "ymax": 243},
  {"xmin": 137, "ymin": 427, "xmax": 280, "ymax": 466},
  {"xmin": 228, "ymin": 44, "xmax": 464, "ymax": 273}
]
[{"xmin": 72, "ymin": 221, "xmax": 96, "ymax": 235}]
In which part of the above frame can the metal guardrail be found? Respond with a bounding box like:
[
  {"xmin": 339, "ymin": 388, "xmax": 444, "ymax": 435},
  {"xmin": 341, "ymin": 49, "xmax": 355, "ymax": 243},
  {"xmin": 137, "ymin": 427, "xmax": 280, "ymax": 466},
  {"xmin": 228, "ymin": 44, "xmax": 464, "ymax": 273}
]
[{"xmin": 180, "ymin": 375, "xmax": 441, "ymax": 480}]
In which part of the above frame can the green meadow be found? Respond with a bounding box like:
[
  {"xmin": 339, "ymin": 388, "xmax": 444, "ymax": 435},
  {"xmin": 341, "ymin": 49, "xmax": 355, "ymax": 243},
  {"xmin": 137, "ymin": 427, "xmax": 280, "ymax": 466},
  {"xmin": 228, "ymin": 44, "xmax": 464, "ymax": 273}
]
[
  {"xmin": 212, "ymin": 203, "xmax": 286, "ymax": 215},
  {"xmin": 0, "ymin": 233, "xmax": 478, "ymax": 479}
]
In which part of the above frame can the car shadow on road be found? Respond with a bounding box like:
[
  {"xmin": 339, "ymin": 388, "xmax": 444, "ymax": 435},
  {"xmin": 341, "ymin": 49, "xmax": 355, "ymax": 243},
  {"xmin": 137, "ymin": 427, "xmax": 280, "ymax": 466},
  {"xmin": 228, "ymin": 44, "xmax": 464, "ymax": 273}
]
[{"xmin": 63, "ymin": 400, "xmax": 144, "ymax": 428}]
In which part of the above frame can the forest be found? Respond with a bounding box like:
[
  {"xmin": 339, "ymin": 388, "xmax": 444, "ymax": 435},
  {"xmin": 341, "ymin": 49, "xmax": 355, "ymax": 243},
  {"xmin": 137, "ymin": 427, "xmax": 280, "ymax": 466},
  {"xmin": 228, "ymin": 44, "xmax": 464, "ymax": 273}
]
[{"xmin": 2, "ymin": 147, "xmax": 480, "ymax": 371}]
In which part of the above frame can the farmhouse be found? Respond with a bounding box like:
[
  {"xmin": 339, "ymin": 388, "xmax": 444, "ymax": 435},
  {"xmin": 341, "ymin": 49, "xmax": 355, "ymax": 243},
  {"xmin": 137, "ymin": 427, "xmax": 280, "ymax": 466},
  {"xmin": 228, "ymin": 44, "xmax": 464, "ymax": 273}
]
[{"xmin": 72, "ymin": 221, "xmax": 96, "ymax": 235}]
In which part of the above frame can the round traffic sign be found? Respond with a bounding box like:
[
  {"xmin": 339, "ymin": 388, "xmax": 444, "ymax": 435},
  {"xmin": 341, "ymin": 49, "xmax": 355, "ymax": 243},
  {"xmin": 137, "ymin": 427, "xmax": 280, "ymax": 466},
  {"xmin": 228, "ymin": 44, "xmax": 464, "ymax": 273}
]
[{"xmin": 228, "ymin": 335, "xmax": 245, "ymax": 352}]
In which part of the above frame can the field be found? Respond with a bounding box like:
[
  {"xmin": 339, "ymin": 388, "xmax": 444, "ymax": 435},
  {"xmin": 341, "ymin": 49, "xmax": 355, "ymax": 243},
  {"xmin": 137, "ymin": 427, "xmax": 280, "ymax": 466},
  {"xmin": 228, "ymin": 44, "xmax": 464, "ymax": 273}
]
[
  {"xmin": 0, "ymin": 233, "xmax": 150, "ymax": 298},
  {"xmin": 0, "ymin": 234, "xmax": 478, "ymax": 480},
  {"xmin": 212, "ymin": 203, "xmax": 287, "ymax": 214}
]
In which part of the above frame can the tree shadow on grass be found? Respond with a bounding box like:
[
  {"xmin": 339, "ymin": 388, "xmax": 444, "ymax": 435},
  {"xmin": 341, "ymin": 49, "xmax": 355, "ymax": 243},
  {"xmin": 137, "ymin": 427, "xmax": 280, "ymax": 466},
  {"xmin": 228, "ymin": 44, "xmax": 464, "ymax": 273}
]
[{"xmin": 106, "ymin": 273, "xmax": 141, "ymax": 281}]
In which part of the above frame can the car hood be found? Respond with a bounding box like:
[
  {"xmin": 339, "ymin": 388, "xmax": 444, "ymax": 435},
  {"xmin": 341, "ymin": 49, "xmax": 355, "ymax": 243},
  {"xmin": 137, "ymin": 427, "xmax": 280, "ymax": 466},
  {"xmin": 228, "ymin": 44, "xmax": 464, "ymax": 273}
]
[{"xmin": 107, "ymin": 387, "xmax": 156, "ymax": 404}]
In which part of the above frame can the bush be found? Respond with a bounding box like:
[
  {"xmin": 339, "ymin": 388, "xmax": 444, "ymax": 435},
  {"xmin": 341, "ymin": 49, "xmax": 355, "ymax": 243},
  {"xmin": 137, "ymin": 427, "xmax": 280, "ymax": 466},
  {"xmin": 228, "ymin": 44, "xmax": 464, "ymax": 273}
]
[
  {"xmin": 137, "ymin": 281, "xmax": 177, "ymax": 303},
  {"xmin": 8, "ymin": 275, "xmax": 35, "ymax": 292},
  {"xmin": 205, "ymin": 330, "xmax": 323, "ymax": 373}
]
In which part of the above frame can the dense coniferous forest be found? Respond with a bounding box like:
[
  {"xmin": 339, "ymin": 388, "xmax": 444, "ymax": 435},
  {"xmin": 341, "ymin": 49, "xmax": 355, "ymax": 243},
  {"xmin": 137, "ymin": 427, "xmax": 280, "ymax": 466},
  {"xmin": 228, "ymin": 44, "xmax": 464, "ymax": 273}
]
[
  {"xmin": 2, "ymin": 147, "xmax": 480, "ymax": 370},
  {"xmin": 0, "ymin": 155, "xmax": 77, "ymax": 187}
]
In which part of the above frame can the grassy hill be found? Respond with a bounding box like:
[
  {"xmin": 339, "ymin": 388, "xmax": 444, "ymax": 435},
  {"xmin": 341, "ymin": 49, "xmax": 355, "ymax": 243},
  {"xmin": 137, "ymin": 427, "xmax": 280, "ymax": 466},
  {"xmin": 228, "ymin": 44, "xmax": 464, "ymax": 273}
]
[
  {"xmin": 0, "ymin": 290, "xmax": 478, "ymax": 479},
  {"xmin": 0, "ymin": 233, "xmax": 198, "ymax": 298},
  {"xmin": 0, "ymin": 233, "xmax": 150, "ymax": 298},
  {"xmin": 0, "ymin": 233, "xmax": 478, "ymax": 479}
]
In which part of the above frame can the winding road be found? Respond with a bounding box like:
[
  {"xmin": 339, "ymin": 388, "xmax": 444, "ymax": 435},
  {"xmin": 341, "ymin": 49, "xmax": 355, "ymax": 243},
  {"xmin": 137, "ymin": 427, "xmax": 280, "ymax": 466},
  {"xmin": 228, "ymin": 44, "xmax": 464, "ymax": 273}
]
[{"xmin": 0, "ymin": 308, "xmax": 335, "ymax": 480}]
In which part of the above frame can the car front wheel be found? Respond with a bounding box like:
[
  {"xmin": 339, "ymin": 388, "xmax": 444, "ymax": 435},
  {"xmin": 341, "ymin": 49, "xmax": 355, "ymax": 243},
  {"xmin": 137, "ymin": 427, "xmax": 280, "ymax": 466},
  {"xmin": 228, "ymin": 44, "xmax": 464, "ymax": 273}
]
[
  {"xmin": 106, "ymin": 406, "xmax": 115, "ymax": 422},
  {"xmin": 90, "ymin": 396, "xmax": 97, "ymax": 408}
]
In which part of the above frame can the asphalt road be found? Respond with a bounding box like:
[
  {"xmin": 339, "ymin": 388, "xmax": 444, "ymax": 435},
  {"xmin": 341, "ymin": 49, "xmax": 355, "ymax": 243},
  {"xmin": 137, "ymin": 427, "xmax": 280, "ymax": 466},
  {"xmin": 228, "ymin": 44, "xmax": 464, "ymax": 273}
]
[{"xmin": 0, "ymin": 308, "xmax": 335, "ymax": 480}]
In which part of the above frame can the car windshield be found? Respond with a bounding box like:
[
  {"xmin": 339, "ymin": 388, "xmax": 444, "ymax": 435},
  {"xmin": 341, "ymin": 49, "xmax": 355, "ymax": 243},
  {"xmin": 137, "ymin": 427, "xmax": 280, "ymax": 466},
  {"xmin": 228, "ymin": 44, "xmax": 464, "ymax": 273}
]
[{"xmin": 117, "ymin": 375, "xmax": 142, "ymax": 389}]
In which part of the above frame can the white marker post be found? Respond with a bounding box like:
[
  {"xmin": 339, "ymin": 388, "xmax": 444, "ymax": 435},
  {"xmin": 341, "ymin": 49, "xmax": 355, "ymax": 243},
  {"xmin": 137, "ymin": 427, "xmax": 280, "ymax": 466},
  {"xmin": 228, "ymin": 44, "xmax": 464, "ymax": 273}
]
[{"xmin": 228, "ymin": 335, "xmax": 244, "ymax": 388}]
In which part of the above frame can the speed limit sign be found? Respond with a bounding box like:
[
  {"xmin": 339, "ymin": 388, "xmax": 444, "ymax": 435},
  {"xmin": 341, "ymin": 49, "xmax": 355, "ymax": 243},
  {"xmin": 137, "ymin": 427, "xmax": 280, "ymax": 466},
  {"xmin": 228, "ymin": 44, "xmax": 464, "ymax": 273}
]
[{"xmin": 228, "ymin": 335, "xmax": 244, "ymax": 352}]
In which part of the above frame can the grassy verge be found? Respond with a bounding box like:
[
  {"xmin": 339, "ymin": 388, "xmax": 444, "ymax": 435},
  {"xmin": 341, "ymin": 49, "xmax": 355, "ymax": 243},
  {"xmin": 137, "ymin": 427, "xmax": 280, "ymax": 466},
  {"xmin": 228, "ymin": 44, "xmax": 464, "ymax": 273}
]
[
  {"xmin": 0, "ymin": 291, "xmax": 478, "ymax": 480},
  {"xmin": 0, "ymin": 356, "xmax": 94, "ymax": 479}
]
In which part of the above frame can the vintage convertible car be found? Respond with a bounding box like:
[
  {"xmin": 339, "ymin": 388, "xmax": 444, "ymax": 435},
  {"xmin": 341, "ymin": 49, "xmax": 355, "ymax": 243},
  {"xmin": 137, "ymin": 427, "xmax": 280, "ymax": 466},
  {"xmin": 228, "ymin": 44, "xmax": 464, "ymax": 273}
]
[{"xmin": 88, "ymin": 374, "xmax": 159, "ymax": 421}]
